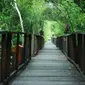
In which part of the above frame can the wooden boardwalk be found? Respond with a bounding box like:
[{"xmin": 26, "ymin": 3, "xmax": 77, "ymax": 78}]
[{"xmin": 10, "ymin": 41, "xmax": 85, "ymax": 85}]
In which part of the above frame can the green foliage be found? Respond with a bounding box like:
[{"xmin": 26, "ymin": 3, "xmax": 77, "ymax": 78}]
[
  {"xmin": 43, "ymin": 20, "xmax": 52, "ymax": 41},
  {"xmin": 51, "ymin": 21, "xmax": 65, "ymax": 36},
  {"xmin": 43, "ymin": 7, "xmax": 59, "ymax": 21},
  {"xmin": 17, "ymin": 0, "xmax": 33, "ymax": 33},
  {"xmin": 77, "ymin": 13, "xmax": 85, "ymax": 31},
  {"xmin": 0, "ymin": 0, "xmax": 21, "ymax": 31},
  {"xmin": 43, "ymin": 20, "xmax": 65, "ymax": 41},
  {"xmin": 0, "ymin": 0, "xmax": 85, "ymax": 40},
  {"xmin": 74, "ymin": 0, "xmax": 85, "ymax": 12},
  {"xmin": 17, "ymin": 0, "xmax": 46, "ymax": 34},
  {"xmin": 55, "ymin": 0, "xmax": 81, "ymax": 32},
  {"xmin": 42, "ymin": 0, "xmax": 85, "ymax": 39}
]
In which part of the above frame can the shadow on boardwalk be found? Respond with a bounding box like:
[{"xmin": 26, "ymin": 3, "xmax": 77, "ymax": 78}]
[{"xmin": 10, "ymin": 41, "xmax": 85, "ymax": 85}]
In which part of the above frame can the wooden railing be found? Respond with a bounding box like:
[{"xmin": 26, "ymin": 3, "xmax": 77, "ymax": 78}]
[
  {"xmin": 0, "ymin": 31, "xmax": 44, "ymax": 85},
  {"xmin": 52, "ymin": 33, "xmax": 85, "ymax": 75}
]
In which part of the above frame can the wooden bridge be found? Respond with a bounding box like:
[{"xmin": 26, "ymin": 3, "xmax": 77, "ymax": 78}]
[
  {"xmin": 0, "ymin": 32, "xmax": 85, "ymax": 85},
  {"xmin": 9, "ymin": 41, "xmax": 85, "ymax": 85}
]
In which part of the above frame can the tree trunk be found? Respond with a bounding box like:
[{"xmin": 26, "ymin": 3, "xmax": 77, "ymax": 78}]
[{"xmin": 13, "ymin": 0, "xmax": 24, "ymax": 45}]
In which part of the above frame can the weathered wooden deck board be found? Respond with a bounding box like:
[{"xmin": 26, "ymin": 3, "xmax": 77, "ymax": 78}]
[{"xmin": 10, "ymin": 41, "xmax": 85, "ymax": 85}]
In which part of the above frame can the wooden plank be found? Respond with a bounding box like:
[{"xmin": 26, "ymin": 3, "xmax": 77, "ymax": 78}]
[
  {"xmin": 13, "ymin": 76, "xmax": 83, "ymax": 81},
  {"xmin": 18, "ymin": 70, "xmax": 81, "ymax": 77},
  {"xmin": 10, "ymin": 80, "xmax": 85, "ymax": 85}
]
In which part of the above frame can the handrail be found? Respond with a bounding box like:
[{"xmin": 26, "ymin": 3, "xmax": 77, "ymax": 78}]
[
  {"xmin": 55, "ymin": 33, "xmax": 85, "ymax": 76},
  {"xmin": 0, "ymin": 31, "xmax": 44, "ymax": 85}
]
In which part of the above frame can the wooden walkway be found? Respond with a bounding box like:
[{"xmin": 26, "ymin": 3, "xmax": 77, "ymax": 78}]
[{"xmin": 10, "ymin": 41, "xmax": 85, "ymax": 85}]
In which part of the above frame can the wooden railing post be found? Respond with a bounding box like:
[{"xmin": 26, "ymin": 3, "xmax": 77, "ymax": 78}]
[
  {"xmin": 31, "ymin": 34, "xmax": 34, "ymax": 57},
  {"xmin": 29, "ymin": 34, "xmax": 31, "ymax": 60},
  {"xmin": 23, "ymin": 34, "xmax": 26, "ymax": 63},
  {"xmin": 16, "ymin": 33, "xmax": 19, "ymax": 70},
  {"xmin": 1, "ymin": 33, "xmax": 7, "ymax": 82},
  {"xmin": 24, "ymin": 34, "xmax": 31, "ymax": 62},
  {"xmin": 5, "ymin": 32, "xmax": 12, "ymax": 79}
]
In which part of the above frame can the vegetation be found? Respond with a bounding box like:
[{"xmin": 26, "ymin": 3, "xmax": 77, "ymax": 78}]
[{"xmin": 0, "ymin": 0, "xmax": 85, "ymax": 41}]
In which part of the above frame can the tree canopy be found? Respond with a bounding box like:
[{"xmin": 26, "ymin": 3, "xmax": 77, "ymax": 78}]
[{"xmin": 0, "ymin": 0, "xmax": 85, "ymax": 41}]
